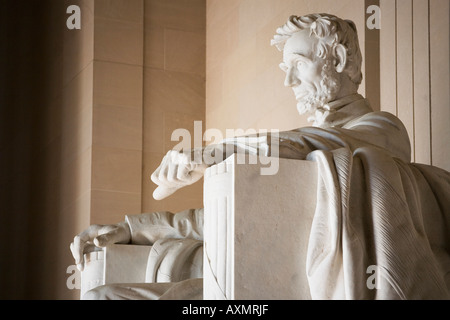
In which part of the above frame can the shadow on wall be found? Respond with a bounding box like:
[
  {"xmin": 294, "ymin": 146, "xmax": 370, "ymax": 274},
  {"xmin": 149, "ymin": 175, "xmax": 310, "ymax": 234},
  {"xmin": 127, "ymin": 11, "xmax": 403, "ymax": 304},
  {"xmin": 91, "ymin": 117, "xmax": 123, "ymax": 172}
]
[{"xmin": 0, "ymin": 0, "xmax": 85, "ymax": 299}]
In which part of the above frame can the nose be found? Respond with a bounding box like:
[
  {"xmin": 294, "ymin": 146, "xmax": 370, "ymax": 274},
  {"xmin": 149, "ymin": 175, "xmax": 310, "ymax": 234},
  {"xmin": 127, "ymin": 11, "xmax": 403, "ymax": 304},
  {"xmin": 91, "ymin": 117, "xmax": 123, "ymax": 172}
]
[{"xmin": 284, "ymin": 67, "xmax": 300, "ymax": 87}]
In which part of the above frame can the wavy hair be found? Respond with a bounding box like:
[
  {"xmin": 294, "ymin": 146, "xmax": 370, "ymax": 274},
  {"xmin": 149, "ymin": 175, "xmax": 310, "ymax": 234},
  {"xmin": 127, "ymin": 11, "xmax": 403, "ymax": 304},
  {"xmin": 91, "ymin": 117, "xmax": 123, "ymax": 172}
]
[{"xmin": 271, "ymin": 13, "xmax": 363, "ymax": 86}]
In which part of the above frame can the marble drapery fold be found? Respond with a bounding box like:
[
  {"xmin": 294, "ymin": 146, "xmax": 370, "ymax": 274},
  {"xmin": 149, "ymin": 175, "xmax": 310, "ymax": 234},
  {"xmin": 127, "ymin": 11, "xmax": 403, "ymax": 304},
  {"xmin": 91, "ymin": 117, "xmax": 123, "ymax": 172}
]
[{"xmin": 306, "ymin": 146, "xmax": 449, "ymax": 299}]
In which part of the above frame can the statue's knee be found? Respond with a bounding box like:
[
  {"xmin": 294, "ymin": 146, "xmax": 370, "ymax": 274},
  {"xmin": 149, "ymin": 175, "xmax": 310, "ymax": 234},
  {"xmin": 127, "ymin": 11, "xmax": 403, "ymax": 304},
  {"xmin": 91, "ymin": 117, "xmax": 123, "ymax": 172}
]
[{"xmin": 81, "ymin": 285, "xmax": 111, "ymax": 300}]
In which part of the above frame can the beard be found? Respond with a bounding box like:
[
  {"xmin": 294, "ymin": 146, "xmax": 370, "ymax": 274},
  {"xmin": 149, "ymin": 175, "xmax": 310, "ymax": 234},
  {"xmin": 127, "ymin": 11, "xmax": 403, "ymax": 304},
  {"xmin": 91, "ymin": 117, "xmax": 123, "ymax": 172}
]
[{"xmin": 295, "ymin": 60, "xmax": 341, "ymax": 115}]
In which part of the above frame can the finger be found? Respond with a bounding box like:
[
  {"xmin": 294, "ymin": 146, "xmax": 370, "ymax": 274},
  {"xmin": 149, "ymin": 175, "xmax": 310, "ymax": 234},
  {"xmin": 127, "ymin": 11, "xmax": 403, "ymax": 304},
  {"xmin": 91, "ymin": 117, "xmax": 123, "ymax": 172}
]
[
  {"xmin": 151, "ymin": 155, "xmax": 168, "ymax": 185},
  {"xmin": 93, "ymin": 226, "xmax": 128, "ymax": 247},
  {"xmin": 153, "ymin": 185, "xmax": 178, "ymax": 200},
  {"xmin": 71, "ymin": 232, "xmax": 89, "ymax": 267},
  {"xmin": 189, "ymin": 167, "xmax": 206, "ymax": 183},
  {"xmin": 70, "ymin": 242, "xmax": 85, "ymax": 271},
  {"xmin": 176, "ymin": 163, "xmax": 192, "ymax": 182},
  {"xmin": 71, "ymin": 224, "xmax": 105, "ymax": 268},
  {"xmin": 167, "ymin": 162, "xmax": 179, "ymax": 184},
  {"xmin": 172, "ymin": 150, "xmax": 190, "ymax": 165},
  {"xmin": 82, "ymin": 243, "xmax": 98, "ymax": 254},
  {"xmin": 158, "ymin": 162, "xmax": 170, "ymax": 185}
]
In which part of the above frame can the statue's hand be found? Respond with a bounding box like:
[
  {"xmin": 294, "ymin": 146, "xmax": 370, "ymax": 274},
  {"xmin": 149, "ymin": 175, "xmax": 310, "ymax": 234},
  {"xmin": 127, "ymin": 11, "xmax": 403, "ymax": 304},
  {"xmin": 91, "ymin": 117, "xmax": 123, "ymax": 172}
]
[
  {"xmin": 70, "ymin": 221, "xmax": 131, "ymax": 271},
  {"xmin": 151, "ymin": 150, "xmax": 207, "ymax": 200}
]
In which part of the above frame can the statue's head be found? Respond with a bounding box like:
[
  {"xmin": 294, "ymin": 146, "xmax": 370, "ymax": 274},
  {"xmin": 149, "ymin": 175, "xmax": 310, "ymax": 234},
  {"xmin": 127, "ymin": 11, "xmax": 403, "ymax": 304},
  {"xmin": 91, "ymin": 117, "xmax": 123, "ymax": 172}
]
[{"xmin": 271, "ymin": 13, "xmax": 363, "ymax": 115}]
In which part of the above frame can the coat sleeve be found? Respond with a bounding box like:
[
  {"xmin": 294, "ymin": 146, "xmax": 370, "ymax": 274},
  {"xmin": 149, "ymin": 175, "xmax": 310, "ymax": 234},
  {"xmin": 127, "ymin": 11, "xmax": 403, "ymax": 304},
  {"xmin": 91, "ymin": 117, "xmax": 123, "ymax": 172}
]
[
  {"xmin": 125, "ymin": 208, "xmax": 204, "ymax": 245},
  {"xmin": 221, "ymin": 111, "xmax": 412, "ymax": 163}
]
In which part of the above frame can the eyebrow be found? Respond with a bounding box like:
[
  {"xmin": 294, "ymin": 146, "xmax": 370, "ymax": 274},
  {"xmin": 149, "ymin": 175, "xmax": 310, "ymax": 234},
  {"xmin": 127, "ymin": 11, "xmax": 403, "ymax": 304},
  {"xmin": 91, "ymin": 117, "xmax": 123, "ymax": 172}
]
[{"xmin": 285, "ymin": 53, "xmax": 313, "ymax": 64}]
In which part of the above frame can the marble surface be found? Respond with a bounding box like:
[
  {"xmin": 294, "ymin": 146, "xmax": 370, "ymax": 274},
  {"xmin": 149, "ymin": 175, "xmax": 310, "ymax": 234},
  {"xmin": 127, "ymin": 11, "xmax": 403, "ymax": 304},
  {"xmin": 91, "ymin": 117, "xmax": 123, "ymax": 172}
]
[{"xmin": 204, "ymin": 154, "xmax": 317, "ymax": 299}]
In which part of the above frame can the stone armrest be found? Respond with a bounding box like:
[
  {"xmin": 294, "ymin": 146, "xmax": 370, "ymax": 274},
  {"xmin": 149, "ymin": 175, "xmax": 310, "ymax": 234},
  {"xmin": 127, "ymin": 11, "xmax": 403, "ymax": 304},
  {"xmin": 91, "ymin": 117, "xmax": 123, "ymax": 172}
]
[
  {"xmin": 80, "ymin": 244, "xmax": 152, "ymax": 299},
  {"xmin": 203, "ymin": 154, "xmax": 318, "ymax": 299}
]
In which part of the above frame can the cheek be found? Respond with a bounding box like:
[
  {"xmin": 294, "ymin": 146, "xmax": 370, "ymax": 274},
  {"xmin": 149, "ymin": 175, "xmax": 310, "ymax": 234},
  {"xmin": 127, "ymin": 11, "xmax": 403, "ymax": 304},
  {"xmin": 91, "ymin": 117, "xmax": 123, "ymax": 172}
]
[
  {"xmin": 302, "ymin": 64, "xmax": 323, "ymax": 82},
  {"xmin": 294, "ymin": 66, "xmax": 322, "ymax": 89}
]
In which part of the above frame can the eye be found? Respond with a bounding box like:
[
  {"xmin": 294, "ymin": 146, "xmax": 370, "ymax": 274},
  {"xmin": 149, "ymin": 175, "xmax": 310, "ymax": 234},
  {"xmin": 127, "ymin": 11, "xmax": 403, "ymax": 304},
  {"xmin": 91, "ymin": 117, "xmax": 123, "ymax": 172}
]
[
  {"xmin": 296, "ymin": 60, "xmax": 303, "ymax": 67},
  {"xmin": 279, "ymin": 63, "xmax": 288, "ymax": 72}
]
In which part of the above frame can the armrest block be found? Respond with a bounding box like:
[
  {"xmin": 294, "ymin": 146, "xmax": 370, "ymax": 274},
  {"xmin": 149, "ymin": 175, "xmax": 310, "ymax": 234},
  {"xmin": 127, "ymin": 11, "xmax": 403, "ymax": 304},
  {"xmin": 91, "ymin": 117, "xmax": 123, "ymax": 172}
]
[{"xmin": 80, "ymin": 244, "xmax": 152, "ymax": 298}]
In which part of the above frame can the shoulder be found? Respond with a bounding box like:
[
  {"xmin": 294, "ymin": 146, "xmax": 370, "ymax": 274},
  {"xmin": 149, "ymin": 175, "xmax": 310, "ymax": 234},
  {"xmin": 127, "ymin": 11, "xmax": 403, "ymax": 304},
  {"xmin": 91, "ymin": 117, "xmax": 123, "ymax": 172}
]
[
  {"xmin": 345, "ymin": 111, "xmax": 412, "ymax": 162},
  {"xmin": 344, "ymin": 111, "xmax": 406, "ymax": 131}
]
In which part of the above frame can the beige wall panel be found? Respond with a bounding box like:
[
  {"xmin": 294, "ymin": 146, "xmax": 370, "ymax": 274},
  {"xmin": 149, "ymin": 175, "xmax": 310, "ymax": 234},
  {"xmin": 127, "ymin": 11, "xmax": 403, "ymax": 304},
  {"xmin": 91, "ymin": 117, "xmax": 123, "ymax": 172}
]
[
  {"xmin": 206, "ymin": 4, "xmax": 240, "ymax": 72},
  {"xmin": 145, "ymin": 0, "xmax": 206, "ymax": 32},
  {"xmin": 144, "ymin": 24, "xmax": 165, "ymax": 69},
  {"xmin": 90, "ymin": 0, "xmax": 145, "ymax": 227},
  {"xmin": 236, "ymin": 0, "xmax": 295, "ymax": 45},
  {"xmin": 62, "ymin": 62, "xmax": 94, "ymax": 124},
  {"xmin": 396, "ymin": 0, "xmax": 415, "ymax": 161},
  {"xmin": 412, "ymin": 0, "xmax": 431, "ymax": 164},
  {"xmin": 60, "ymin": 147, "xmax": 93, "ymax": 210},
  {"xmin": 206, "ymin": 0, "xmax": 366, "ymax": 136},
  {"xmin": 364, "ymin": 0, "xmax": 381, "ymax": 111},
  {"xmin": 61, "ymin": 62, "xmax": 94, "ymax": 162},
  {"xmin": 207, "ymin": 0, "xmax": 241, "ymax": 24},
  {"xmin": 144, "ymin": 68, "xmax": 205, "ymax": 117},
  {"xmin": 162, "ymin": 111, "xmax": 206, "ymax": 153},
  {"xmin": 93, "ymin": 104, "xmax": 143, "ymax": 151},
  {"xmin": 143, "ymin": 107, "xmax": 165, "ymax": 154},
  {"xmin": 93, "ymin": 61, "xmax": 143, "ymax": 109},
  {"xmin": 206, "ymin": 94, "xmax": 241, "ymax": 139},
  {"xmin": 430, "ymin": 0, "xmax": 450, "ymax": 171},
  {"xmin": 91, "ymin": 146, "xmax": 143, "ymax": 194},
  {"xmin": 205, "ymin": 63, "xmax": 224, "ymax": 116},
  {"xmin": 90, "ymin": 190, "xmax": 142, "ymax": 225},
  {"xmin": 164, "ymin": 29, "xmax": 206, "ymax": 75},
  {"xmin": 379, "ymin": 0, "xmax": 397, "ymax": 116},
  {"xmin": 94, "ymin": 16, "xmax": 144, "ymax": 65},
  {"xmin": 379, "ymin": 0, "xmax": 449, "ymax": 169},
  {"xmin": 95, "ymin": 0, "xmax": 144, "ymax": 22}
]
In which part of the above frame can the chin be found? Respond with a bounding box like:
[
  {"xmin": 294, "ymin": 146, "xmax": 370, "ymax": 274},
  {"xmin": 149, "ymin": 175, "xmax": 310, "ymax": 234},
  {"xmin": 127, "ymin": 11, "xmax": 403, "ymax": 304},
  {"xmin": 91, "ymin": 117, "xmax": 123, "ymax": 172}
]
[
  {"xmin": 296, "ymin": 103, "xmax": 311, "ymax": 115},
  {"xmin": 296, "ymin": 98, "xmax": 322, "ymax": 115}
]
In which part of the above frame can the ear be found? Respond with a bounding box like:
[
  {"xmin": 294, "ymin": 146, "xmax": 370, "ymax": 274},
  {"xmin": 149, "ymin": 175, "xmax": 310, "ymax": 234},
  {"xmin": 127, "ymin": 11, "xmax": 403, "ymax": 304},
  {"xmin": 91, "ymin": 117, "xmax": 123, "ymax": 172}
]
[{"xmin": 334, "ymin": 44, "xmax": 347, "ymax": 73}]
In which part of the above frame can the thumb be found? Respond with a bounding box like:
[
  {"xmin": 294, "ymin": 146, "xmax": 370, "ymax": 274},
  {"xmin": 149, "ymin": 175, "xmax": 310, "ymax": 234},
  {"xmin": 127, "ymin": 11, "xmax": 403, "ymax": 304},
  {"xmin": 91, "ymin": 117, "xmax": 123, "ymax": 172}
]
[
  {"xmin": 93, "ymin": 230, "xmax": 120, "ymax": 247},
  {"xmin": 189, "ymin": 164, "xmax": 207, "ymax": 182},
  {"xmin": 93, "ymin": 225, "xmax": 130, "ymax": 247},
  {"xmin": 153, "ymin": 185, "xmax": 178, "ymax": 200},
  {"xmin": 93, "ymin": 234, "xmax": 113, "ymax": 247}
]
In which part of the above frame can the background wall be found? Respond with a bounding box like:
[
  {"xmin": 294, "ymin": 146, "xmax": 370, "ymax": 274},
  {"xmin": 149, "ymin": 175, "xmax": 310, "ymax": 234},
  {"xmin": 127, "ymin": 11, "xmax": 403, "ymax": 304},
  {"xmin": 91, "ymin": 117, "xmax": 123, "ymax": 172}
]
[
  {"xmin": 380, "ymin": 0, "xmax": 450, "ymax": 171},
  {"xmin": 0, "ymin": 0, "xmax": 94, "ymax": 299}
]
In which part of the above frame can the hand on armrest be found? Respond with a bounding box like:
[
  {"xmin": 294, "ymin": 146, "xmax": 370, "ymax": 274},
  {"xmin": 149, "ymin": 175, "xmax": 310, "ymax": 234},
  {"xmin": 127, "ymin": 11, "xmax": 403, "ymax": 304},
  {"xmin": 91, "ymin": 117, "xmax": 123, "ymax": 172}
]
[
  {"xmin": 70, "ymin": 221, "xmax": 131, "ymax": 271},
  {"xmin": 151, "ymin": 149, "xmax": 208, "ymax": 200},
  {"xmin": 150, "ymin": 137, "xmax": 271, "ymax": 200}
]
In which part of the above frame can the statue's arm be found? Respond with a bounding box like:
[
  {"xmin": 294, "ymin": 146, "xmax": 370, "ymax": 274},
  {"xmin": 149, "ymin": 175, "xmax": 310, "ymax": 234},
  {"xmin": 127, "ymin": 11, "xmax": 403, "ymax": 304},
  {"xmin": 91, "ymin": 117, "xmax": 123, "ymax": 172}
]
[
  {"xmin": 70, "ymin": 208, "xmax": 204, "ymax": 270},
  {"xmin": 151, "ymin": 136, "xmax": 278, "ymax": 200},
  {"xmin": 125, "ymin": 208, "xmax": 204, "ymax": 245},
  {"xmin": 151, "ymin": 131, "xmax": 317, "ymax": 200},
  {"xmin": 199, "ymin": 131, "xmax": 314, "ymax": 164},
  {"xmin": 269, "ymin": 113, "xmax": 411, "ymax": 162}
]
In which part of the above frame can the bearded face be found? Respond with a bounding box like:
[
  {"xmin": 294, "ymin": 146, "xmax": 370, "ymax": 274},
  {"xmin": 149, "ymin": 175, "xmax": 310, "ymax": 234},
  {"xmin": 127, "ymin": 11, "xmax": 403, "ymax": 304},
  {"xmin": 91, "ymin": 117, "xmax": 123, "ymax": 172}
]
[
  {"xmin": 280, "ymin": 29, "xmax": 342, "ymax": 116},
  {"xmin": 294, "ymin": 59, "xmax": 341, "ymax": 115}
]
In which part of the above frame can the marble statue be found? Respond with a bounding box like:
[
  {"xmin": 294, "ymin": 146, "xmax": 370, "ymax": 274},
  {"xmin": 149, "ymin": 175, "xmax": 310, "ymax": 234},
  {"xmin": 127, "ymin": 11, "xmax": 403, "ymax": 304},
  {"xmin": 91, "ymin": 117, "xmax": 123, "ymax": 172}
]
[{"xmin": 71, "ymin": 13, "xmax": 450, "ymax": 300}]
